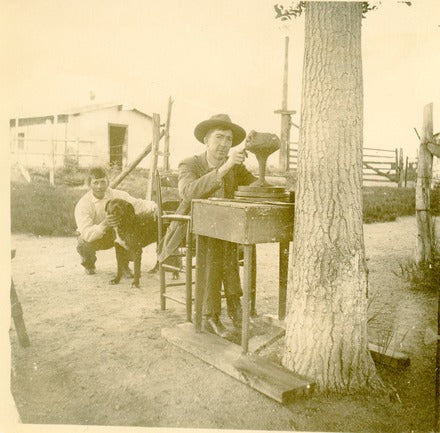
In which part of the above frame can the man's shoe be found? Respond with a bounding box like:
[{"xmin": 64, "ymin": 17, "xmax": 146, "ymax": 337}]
[{"xmin": 204, "ymin": 316, "xmax": 230, "ymax": 338}]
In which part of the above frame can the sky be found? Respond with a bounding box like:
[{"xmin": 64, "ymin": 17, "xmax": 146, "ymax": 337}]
[{"xmin": 1, "ymin": 0, "xmax": 439, "ymax": 169}]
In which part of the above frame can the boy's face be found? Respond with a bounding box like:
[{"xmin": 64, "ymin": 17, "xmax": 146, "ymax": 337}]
[{"xmin": 90, "ymin": 177, "xmax": 109, "ymax": 199}]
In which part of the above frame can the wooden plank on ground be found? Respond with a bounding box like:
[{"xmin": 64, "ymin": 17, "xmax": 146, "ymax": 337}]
[
  {"xmin": 368, "ymin": 343, "xmax": 410, "ymax": 369},
  {"xmin": 262, "ymin": 315, "xmax": 410, "ymax": 369},
  {"xmin": 162, "ymin": 323, "xmax": 314, "ymax": 403},
  {"xmin": 248, "ymin": 326, "xmax": 285, "ymax": 354}
]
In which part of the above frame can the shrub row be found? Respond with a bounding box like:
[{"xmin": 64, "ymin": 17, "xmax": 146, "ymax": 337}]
[{"xmin": 10, "ymin": 182, "xmax": 439, "ymax": 237}]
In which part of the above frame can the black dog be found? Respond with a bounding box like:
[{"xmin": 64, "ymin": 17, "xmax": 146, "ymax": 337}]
[{"xmin": 105, "ymin": 198, "xmax": 157, "ymax": 288}]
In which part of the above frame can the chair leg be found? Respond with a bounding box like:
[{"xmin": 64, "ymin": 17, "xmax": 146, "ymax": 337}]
[
  {"xmin": 159, "ymin": 262, "xmax": 166, "ymax": 310},
  {"xmin": 185, "ymin": 228, "xmax": 193, "ymax": 322}
]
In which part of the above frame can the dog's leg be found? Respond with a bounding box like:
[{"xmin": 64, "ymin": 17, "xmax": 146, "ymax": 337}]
[
  {"xmin": 132, "ymin": 249, "xmax": 142, "ymax": 288},
  {"xmin": 110, "ymin": 244, "xmax": 124, "ymax": 285}
]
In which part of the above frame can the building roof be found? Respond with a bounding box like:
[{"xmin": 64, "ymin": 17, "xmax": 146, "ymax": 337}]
[
  {"xmin": 10, "ymin": 103, "xmax": 152, "ymax": 124},
  {"xmin": 64, "ymin": 103, "xmax": 152, "ymax": 119}
]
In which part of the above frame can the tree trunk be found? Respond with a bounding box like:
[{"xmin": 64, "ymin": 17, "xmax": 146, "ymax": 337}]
[{"xmin": 282, "ymin": 2, "xmax": 383, "ymax": 392}]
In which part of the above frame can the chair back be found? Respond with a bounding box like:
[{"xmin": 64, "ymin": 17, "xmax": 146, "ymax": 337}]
[{"xmin": 155, "ymin": 170, "xmax": 180, "ymax": 243}]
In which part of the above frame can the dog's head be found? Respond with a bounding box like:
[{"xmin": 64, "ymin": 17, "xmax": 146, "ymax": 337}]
[{"xmin": 105, "ymin": 198, "xmax": 136, "ymax": 222}]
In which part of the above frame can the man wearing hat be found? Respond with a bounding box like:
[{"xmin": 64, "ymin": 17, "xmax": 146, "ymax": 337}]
[{"xmin": 158, "ymin": 114, "xmax": 256, "ymax": 337}]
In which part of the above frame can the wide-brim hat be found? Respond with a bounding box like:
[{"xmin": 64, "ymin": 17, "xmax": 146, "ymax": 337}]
[{"xmin": 194, "ymin": 114, "xmax": 246, "ymax": 146}]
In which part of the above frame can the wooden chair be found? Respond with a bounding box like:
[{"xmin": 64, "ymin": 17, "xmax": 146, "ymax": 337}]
[{"xmin": 156, "ymin": 171, "xmax": 194, "ymax": 322}]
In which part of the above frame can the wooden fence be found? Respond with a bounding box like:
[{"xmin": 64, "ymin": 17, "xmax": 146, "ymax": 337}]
[
  {"xmin": 10, "ymin": 137, "xmax": 97, "ymax": 168},
  {"xmin": 10, "ymin": 137, "xmax": 97, "ymax": 185},
  {"xmin": 287, "ymin": 141, "xmax": 405, "ymax": 186}
]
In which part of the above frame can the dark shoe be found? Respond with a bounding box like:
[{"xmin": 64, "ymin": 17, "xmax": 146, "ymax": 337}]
[{"xmin": 204, "ymin": 316, "xmax": 230, "ymax": 338}]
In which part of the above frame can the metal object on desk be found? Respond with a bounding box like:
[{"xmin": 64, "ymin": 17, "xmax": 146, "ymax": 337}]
[
  {"xmin": 191, "ymin": 199, "xmax": 294, "ymax": 354},
  {"xmin": 235, "ymin": 130, "xmax": 291, "ymax": 202}
]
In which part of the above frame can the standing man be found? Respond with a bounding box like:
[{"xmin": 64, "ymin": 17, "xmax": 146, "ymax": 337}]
[
  {"xmin": 158, "ymin": 114, "xmax": 256, "ymax": 337},
  {"xmin": 75, "ymin": 166, "xmax": 157, "ymax": 275}
]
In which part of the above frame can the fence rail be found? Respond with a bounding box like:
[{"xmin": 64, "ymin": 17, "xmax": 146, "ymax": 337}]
[
  {"xmin": 10, "ymin": 137, "xmax": 98, "ymax": 185},
  {"xmin": 287, "ymin": 142, "xmax": 405, "ymax": 186}
]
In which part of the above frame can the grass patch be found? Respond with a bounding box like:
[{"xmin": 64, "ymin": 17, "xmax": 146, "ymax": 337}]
[
  {"xmin": 362, "ymin": 187, "xmax": 415, "ymax": 223},
  {"xmin": 11, "ymin": 183, "xmax": 84, "ymax": 236},
  {"xmin": 395, "ymin": 246, "xmax": 440, "ymax": 293}
]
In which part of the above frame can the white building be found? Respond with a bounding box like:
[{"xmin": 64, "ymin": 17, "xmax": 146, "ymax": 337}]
[{"xmin": 10, "ymin": 103, "xmax": 153, "ymax": 169}]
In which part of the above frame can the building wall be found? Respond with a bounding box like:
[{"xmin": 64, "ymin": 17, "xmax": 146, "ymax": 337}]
[
  {"xmin": 10, "ymin": 106, "xmax": 153, "ymax": 168},
  {"xmin": 67, "ymin": 106, "xmax": 153, "ymax": 168},
  {"xmin": 10, "ymin": 117, "xmax": 69, "ymax": 167}
]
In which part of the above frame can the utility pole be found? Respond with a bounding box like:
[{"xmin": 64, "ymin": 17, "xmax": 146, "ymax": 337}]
[{"xmin": 275, "ymin": 36, "xmax": 296, "ymax": 173}]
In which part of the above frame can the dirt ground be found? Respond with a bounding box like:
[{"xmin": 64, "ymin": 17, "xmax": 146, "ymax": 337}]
[{"xmin": 6, "ymin": 216, "xmax": 440, "ymax": 432}]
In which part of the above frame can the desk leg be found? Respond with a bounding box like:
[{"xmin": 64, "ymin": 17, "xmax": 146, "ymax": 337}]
[
  {"xmin": 194, "ymin": 235, "xmax": 203, "ymax": 332},
  {"xmin": 241, "ymin": 244, "xmax": 253, "ymax": 354},
  {"xmin": 278, "ymin": 241, "xmax": 289, "ymax": 321},
  {"xmin": 250, "ymin": 246, "xmax": 257, "ymax": 316}
]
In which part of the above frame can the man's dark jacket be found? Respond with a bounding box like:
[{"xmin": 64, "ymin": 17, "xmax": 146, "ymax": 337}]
[{"xmin": 157, "ymin": 152, "xmax": 256, "ymax": 262}]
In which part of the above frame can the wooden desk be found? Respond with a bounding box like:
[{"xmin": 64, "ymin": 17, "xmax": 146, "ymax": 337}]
[{"xmin": 191, "ymin": 199, "xmax": 294, "ymax": 353}]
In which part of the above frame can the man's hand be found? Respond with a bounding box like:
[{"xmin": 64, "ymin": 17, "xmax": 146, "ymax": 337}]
[
  {"xmin": 218, "ymin": 146, "xmax": 247, "ymax": 178},
  {"xmin": 226, "ymin": 146, "xmax": 246, "ymax": 167},
  {"xmin": 102, "ymin": 213, "xmax": 121, "ymax": 229}
]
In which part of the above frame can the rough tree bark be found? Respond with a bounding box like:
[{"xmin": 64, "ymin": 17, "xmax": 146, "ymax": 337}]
[{"xmin": 282, "ymin": 2, "xmax": 383, "ymax": 392}]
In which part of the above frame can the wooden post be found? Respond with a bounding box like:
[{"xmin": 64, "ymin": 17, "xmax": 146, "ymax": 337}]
[
  {"xmin": 415, "ymin": 103, "xmax": 434, "ymax": 264},
  {"xmin": 280, "ymin": 36, "xmax": 289, "ymax": 173},
  {"xmin": 276, "ymin": 36, "xmax": 296, "ymax": 174},
  {"xmin": 49, "ymin": 115, "xmax": 57, "ymax": 186},
  {"xmin": 10, "ymin": 250, "xmax": 30, "ymax": 348},
  {"xmin": 14, "ymin": 117, "xmax": 19, "ymax": 163},
  {"xmin": 163, "ymin": 97, "xmax": 173, "ymax": 172},
  {"xmin": 404, "ymin": 156, "xmax": 409, "ymax": 188},
  {"xmin": 398, "ymin": 148, "xmax": 404, "ymax": 188},
  {"xmin": 146, "ymin": 113, "xmax": 161, "ymax": 200},
  {"xmin": 49, "ymin": 140, "xmax": 55, "ymax": 186},
  {"xmin": 110, "ymin": 129, "xmax": 165, "ymax": 189},
  {"xmin": 76, "ymin": 137, "xmax": 80, "ymax": 165},
  {"xmin": 437, "ymin": 290, "xmax": 440, "ymax": 433}
]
